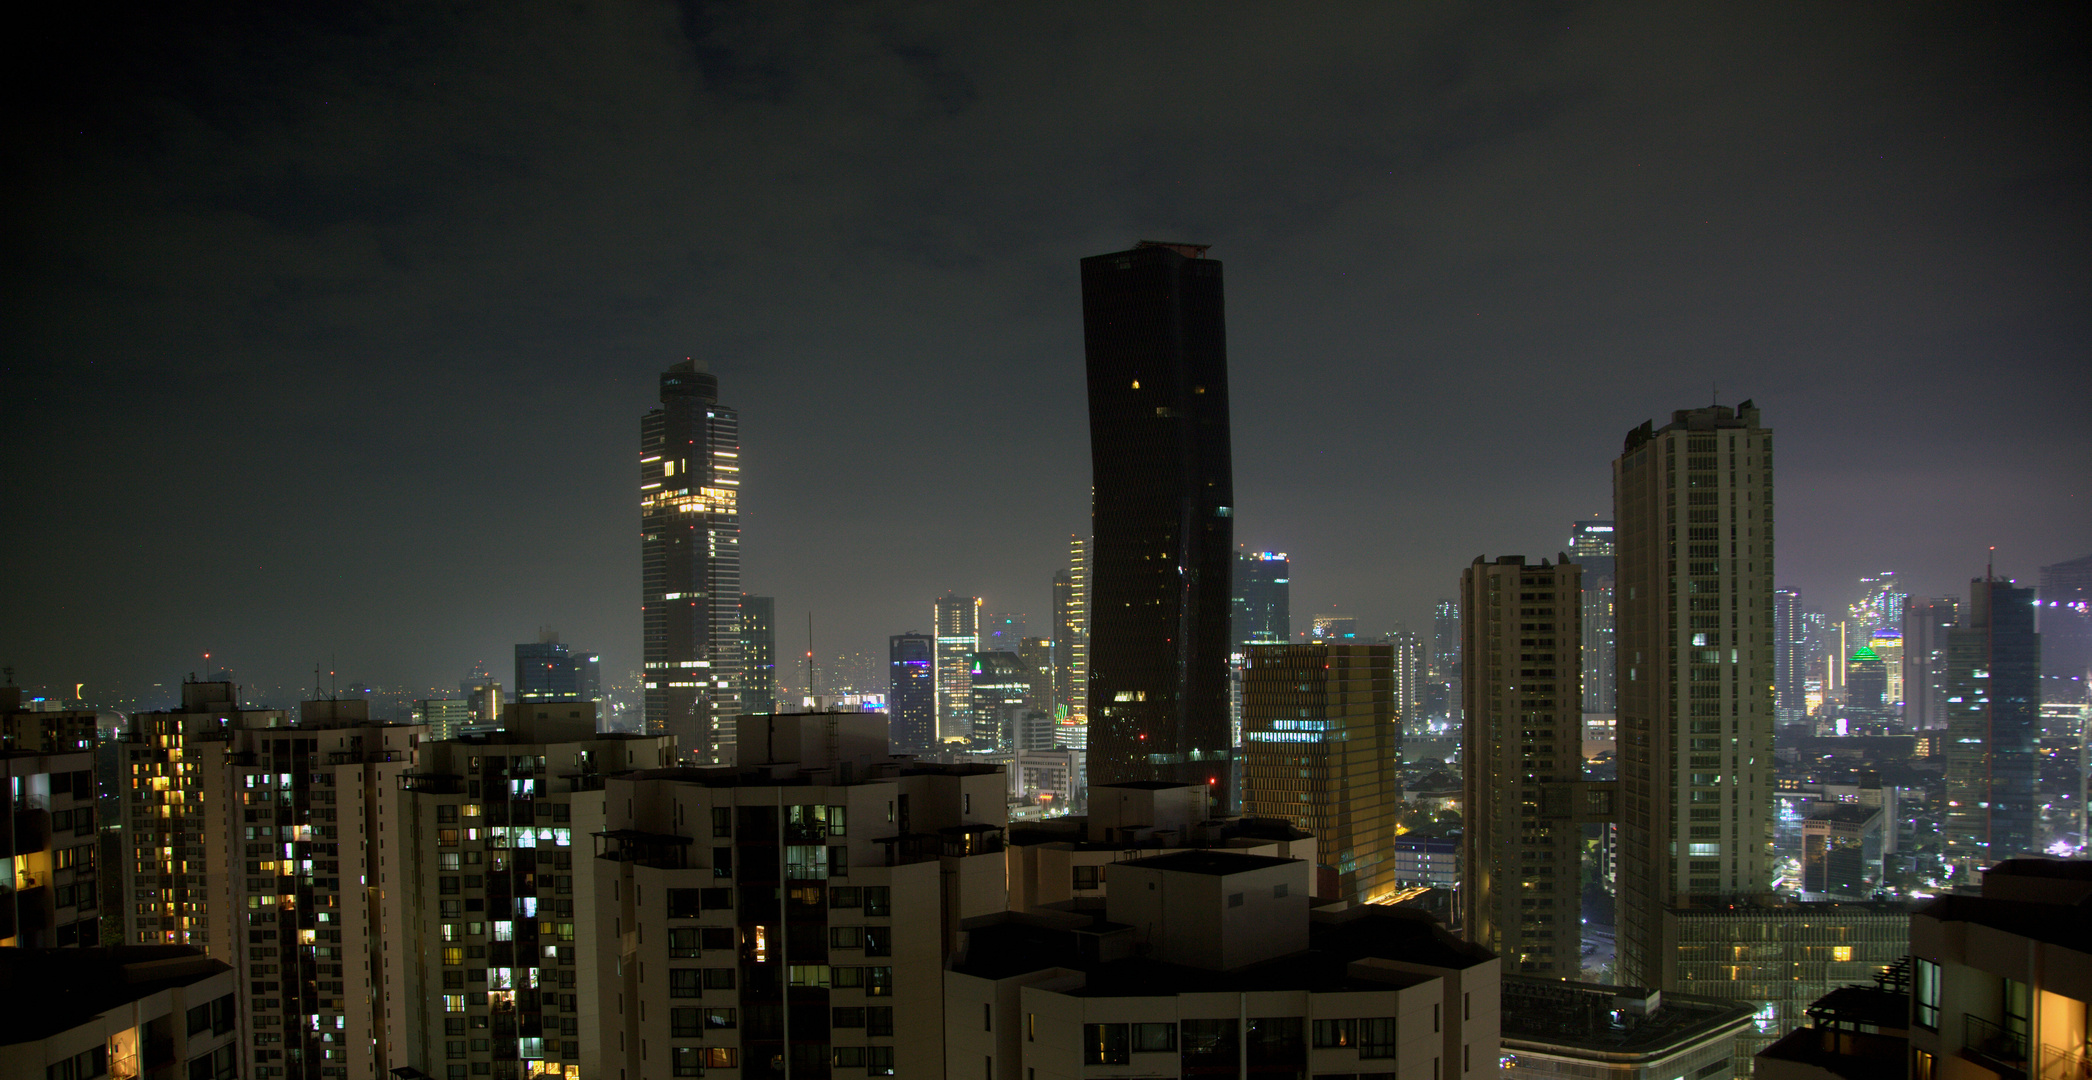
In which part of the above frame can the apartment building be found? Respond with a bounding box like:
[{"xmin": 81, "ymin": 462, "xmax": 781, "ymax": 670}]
[
  {"xmin": 594, "ymin": 712, "xmax": 1009, "ymax": 1080},
  {"xmin": 947, "ymin": 849, "xmax": 1500, "ymax": 1080}
]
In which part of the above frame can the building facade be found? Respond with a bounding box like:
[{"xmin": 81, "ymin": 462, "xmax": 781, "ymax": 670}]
[
  {"xmin": 641, "ymin": 358, "xmax": 743, "ymax": 764},
  {"xmin": 1901, "ymin": 596, "xmax": 1958, "ymax": 733},
  {"xmin": 1613, "ymin": 402, "xmax": 1777, "ymax": 989},
  {"xmin": 1462, "ymin": 555, "xmax": 1588, "ymax": 979},
  {"xmin": 1241, "ymin": 643, "xmax": 1398, "ymax": 903},
  {"xmin": 1231, "ymin": 550, "xmax": 1291, "ymax": 646},
  {"xmin": 1775, "ymin": 589, "xmax": 1805, "ymax": 722},
  {"xmin": 396, "ymin": 704, "xmax": 673, "ymax": 1080},
  {"xmin": 933, "ymin": 595, "xmax": 981, "ymax": 746},
  {"xmin": 121, "ymin": 680, "xmax": 285, "ymax": 955},
  {"xmin": 1941, "ymin": 576, "xmax": 2041, "ymax": 882},
  {"xmin": 741, "ymin": 595, "xmax": 778, "ymax": 715},
  {"xmin": 1081, "ymin": 242, "xmax": 1235, "ymax": 793},
  {"xmin": 1052, "ymin": 537, "xmax": 1089, "ymax": 726},
  {"xmin": 886, "ymin": 633, "xmax": 936, "ymax": 756},
  {"xmin": 1570, "ymin": 520, "xmax": 1618, "ymax": 716},
  {"xmin": 593, "ymin": 713, "xmax": 1009, "ymax": 1080},
  {"xmin": 2038, "ymin": 554, "xmax": 2092, "ymax": 703},
  {"xmin": 948, "ymin": 850, "xmax": 1500, "ymax": 1080},
  {"xmin": 1, "ymin": 749, "xmax": 99, "ymax": 947}
]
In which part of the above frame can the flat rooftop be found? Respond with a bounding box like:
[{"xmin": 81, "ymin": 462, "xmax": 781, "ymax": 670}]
[
  {"xmin": 1120, "ymin": 850, "xmax": 1297, "ymax": 876},
  {"xmin": 1916, "ymin": 894, "xmax": 2092, "ymax": 954},
  {"xmin": 0, "ymin": 948, "xmax": 231, "ymax": 1045},
  {"xmin": 1502, "ymin": 977, "xmax": 1758, "ymax": 1059},
  {"xmin": 954, "ymin": 904, "xmax": 1489, "ymax": 992}
]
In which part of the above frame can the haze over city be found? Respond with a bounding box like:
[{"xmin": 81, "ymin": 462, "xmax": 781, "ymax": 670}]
[{"xmin": 6, "ymin": 3, "xmax": 2086, "ymax": 705}]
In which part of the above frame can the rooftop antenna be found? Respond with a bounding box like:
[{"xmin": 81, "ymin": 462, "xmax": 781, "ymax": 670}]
[
  {"xmin": 807, "ymin": 611, "xmax": 818, "ymax": 701},
  {"xmin": 1987, "ymin": 546, "xmax": 1995, "ymax": 582}
]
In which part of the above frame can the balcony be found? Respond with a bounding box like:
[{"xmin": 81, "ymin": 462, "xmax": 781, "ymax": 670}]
[{"xmin": 1965, "ymin": 1013, "xmax": 2029, "ymax": 1080}]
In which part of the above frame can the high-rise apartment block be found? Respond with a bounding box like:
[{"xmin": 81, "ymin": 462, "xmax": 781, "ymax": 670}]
[
  {"xmin": 1241, "ymin": 643, "xmax": 1398, "ymax": 902},
  {"xmin": 1461, "ymin": 555, "xmax": 1588, "ymax": 979},
  {"xmin": 887, "ymin": 633, "xmax": 936, "ymax": 756},
  {"xmin": 593, "ymin": 713, "xmax": 1008, "ymax": 1080},
  {"xmin": 121, "ymin": 680, "xmax": 284, "ymax": 953},
  {"xmin": 1388, "ymin": 629, "xmax": 1425, "ymax": 728},
  {"xmin": 1082, "ymin": 242, "xmax": 1235, "ymax": 792},
  {"xmin": 1942, "ymin": 575, "xmax": 2040, "ymax": 881},
  {"xmin": 933, "ymin": 595, "xmax": 980, "ymax": 745},
  {"xmin": 211, "ymin": 699, "xmax": 424, "ymax": 1080},
  {"xmin": 1612, "ymin": 402, "xmax": 1776, "ymax": 989},
  {"xmin": 641, "ymin": 358, "xmax": 743, "ymax": 764},
  {"xmin": 398, "ymin": 703, "xmax": 673, "ymax": 1080},
  {"xmin": 1570, "ymin": 520, "xmax": 1617, "ymax": 715},
  {"xmin": 741, "ymin": 595, "xmax": 778, "ymax": 715},
  {"xmin": 1231, "ymin": 550, "xmax": 1291, "ymax": 645}
]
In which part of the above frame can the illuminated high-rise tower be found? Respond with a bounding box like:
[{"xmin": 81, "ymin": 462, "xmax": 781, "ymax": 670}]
[
  {"xmin": 1569, "ymin": 519, "xmax": 1616, "ymax": 714},
  {"xmin": 1612, "ymin": 401, "xmax": 1775, "ymax": 989},
  {"xmin": 934, "ymin": 594, "xmax": 981, "ymax": 743},
  {"xmin": 640, "ymin": 359, "xmax": 742, "ymax": 763},
  {"xmin": 1774, "ymin": 588, "xmax": 1805, "ymax": 721},
  {"xmin": 1052, "ymin": 537, "xmax": 1089, "ymax": 723},
  {"xmin": 888, "ymin": 632, "xmax": 935, "ymax": 754},
  {"xmin": 1082, "ymin": 242, "xmax": 1235, "ymax": 792}
]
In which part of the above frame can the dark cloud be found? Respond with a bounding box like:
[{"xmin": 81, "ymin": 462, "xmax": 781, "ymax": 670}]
[{"xmin": 3, "ymin": 2, "xmax": 2087, "ymax": 705}]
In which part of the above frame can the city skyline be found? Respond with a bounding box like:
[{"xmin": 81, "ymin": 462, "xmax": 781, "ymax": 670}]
[{"xmin": 7, "ymin": 5, "xmax": 2089, "ymax": 703}]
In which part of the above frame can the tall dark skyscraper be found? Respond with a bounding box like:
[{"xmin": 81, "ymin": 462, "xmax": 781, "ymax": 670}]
[
  {"xmin": 640, "ymin": 358, "xmax": 743, "ymax": 763},
  {"xmin": 1942, "ymin": 574, "xmax": 2040, "ymax": 881},
  {"xmin": 741, "ymin": 594, "xmax": 777, "ymax": 714},
  {"xmin": 1231, "ymin": 550, "xmax": 1291, "ymax": 645},
  {"xmin": 1081, "ymin": 241, "xmax": 1235, "ymax": 791},
  {"xmin": 1903, "ymin": 595, "xmax": 1959, "ymax": 732},
  {"xmin": 888, "ymin": 632, "xmax": 935, "ymax": 754},
  {"xmin": 2039, "ymin": 554, "xmax": 2092, "ymax": 703}
]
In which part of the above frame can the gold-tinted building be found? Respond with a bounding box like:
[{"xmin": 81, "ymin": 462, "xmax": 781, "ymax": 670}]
[{"xmin": 1240, "ymin": 642, "xmax": 1398, "ymax": 902}]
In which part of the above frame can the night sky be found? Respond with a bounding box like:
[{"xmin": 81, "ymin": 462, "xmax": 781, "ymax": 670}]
[{"xmin": 6, "ymin": 3, "xmax": 2088, "ymax": 708}]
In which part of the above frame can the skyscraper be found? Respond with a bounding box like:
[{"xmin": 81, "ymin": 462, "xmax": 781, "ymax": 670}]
[
  {"xmin": 1081, "ymin": 242, "xmax": 1235, "ymax": 791},
  {"xmin": 887, "ymin": 632, "xmax": 935, "ymax": 755},
  {"xmin": 1774, "ymin": 588, "xmax": 1805, "ymax": 721},
  {"xmin": 1386, "ymin": 628, "xmax": 1425, "ymax": 728},
  {"xmin": 640, "ymin": 358, "xmax": 742, "ymax": 763},
  {"xmin": 933, "ymin": 594, "xmax": 980, "ymax": 744},
  {"xmin": 740, "ymin": 594, "xmax": 777, "ymax": 714},
  {"xmin": 1612, "ymin": 401, "xmax": 1775, "ymax": 989},
  {"xmin": 2038, "ymin": 554, "xmax": 2092, "ymax": 703},
  {"xmin": 1941, "ymin": 574, "xmax": 2040, "ymax": 881},
  {"xmin": 969, "ymin": 651, "xmax": 1031, "ymax": 751},
  {"xmin": 1051, "ymin": 536, "xmax": 1089, "ymax": 723},
  {"xmin": 1461, "ymin": 555, "xmax": 1586, "ymax": 979},
  {"xmin": 1241, "ymin": 642, "xmax": 1397, "ymax": 902},
  {"xmin": 1569, "ymin": 520, "xmax": 1617, "ymax": 715},
  {"xmin": 1231, "ymin": 550, "xmax": 1291, "ymax": 645},
  {"xmin": 1902, "ymin": 596, "xmax": 1959, "ymax": 732},
  {"xmin": 514, "ymin": 631, "xmax": 596, "ymax": 702}
]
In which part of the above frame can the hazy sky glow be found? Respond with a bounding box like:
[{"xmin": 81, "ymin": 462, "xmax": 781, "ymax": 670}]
[{"xmin": 5, "ymin": 3, "xmax": 2087, "ymax": 706}]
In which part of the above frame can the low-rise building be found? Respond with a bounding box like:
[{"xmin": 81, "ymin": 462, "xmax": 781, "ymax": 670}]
[{"xmin": 947, "ymin": 849, "xmax": 1500, "ymax": 1080}]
